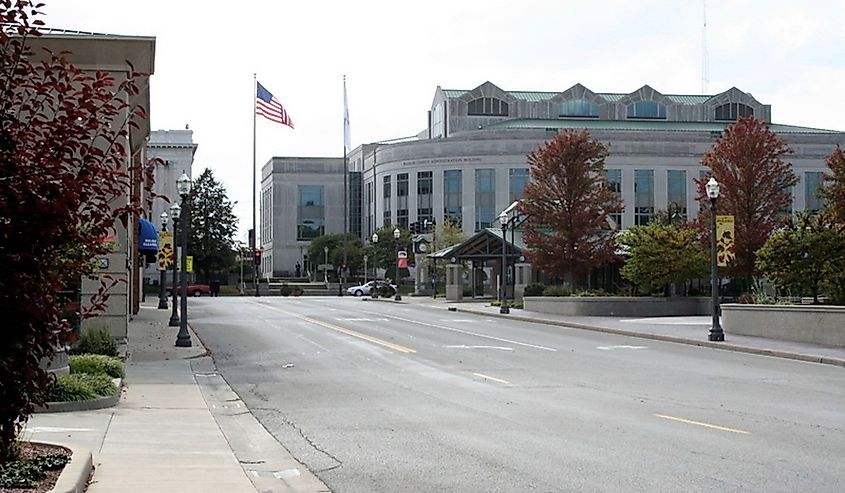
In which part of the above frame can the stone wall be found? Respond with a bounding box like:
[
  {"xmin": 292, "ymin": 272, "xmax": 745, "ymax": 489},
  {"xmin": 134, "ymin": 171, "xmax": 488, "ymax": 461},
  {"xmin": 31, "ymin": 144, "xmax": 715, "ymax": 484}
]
[{"xmin": 722, "ymin": 304, "xmax": 845, "ymax": 347}]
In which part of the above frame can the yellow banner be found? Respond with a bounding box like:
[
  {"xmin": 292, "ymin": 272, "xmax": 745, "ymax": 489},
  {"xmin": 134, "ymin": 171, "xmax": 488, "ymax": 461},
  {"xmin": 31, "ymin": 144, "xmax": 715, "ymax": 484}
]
[
  {"xmin": 186, "ymin": 256, "xmax": 193, "ymax": 273},
  {"xmin": 716, "ymin": 215, "xmax": 735, "ymax": 267},
  {"xmin": 157, "ymin": 231, "xmax": 174, "ymax": 271}
]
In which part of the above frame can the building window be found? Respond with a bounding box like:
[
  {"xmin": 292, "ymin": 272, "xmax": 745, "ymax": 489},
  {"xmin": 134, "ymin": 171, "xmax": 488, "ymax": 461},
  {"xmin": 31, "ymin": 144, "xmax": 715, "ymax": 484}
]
[
  {"xmin": 475, "ymin": 169, "xmax": 495, "ymax": 231},
  {"xmin": 444, "ymin": 169, "xmax": 462, "ymax": 227},
  {"xmin": 297, "ymin": 185, "xmax": 324, "ymax": 241},
  {"xmin": 559, "ymin": 99, "xmax": 599, "ymax": 118},
  {"xmin": 417, "ymin": 171, "xmax": 433, "ymax": 225},
  {"xmin": 715, "ymin": 102, "xmax": 754, "ymax": 121},
  {"xmin": 397, "ymin": 173, "xmax": 409, "ymax": 229},
  {"xmin": 805, "ymin": 171, "xmax": 825, "ymax": 212},
  {"xmin": 432, "ymin": 103, "xmax": 444, "ymax": 139},
  {"xmin": 634, "ymin": 170, "xmax": 654, "ymax": 225},
  {"xmin": 604, "ymin": 169, "xmax": 622, "ymax": 228},
  {"xmin": 509, "ymin": 168, "xmax": 530, "ymax": 203},
  {"xmin": 626, "ymin": 100, "xmax": 667, "ymax": 119},
  {"xmin": 382, "ymin": 175, "xmax": 391, "ymax": 228},
  {"xmin": 467, "ymin": 97, "xmax": 509, "ymax": 117},
  {"xmin": 667, "ymin": 170, "xmax": 687, "ymax": 219},
  {"xmin": 366, "ymin": 181, "xmax": 373, "ymax": 237}
]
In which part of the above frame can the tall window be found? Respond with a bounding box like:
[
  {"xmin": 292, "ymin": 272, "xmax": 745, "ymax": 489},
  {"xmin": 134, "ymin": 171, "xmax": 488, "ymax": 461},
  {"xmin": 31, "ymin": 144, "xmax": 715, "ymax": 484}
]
[
  {"xmin": 805, "ymin": 171, "xmax": 825, "ymax": 212},
  {"xmin": 627, "ymin": 100, "xmax": 667, "ymax": 119},
  {"xmin": 559, "ymin": 99, "xmax": 599, "ymax": 118},
  {"xmin": 444, "ymin": 169, "xmax": 463, "ymax": 227},
  {"xmin": 509, "ymin": 168, "xmax": 530, "ymax": 203},
  {"xmin": 634, "ymin": 170, "xmax": 654, "ymax": 225},
  {"xmin": 475, "ymin": 169, "xmax": 496, "ymax": 231},
  {"xmin": 432, "ymin": 103, "xmax": 444, "ymax": 138},
  {"xmin": 297, "ymin": 185, "xmax": 324, "ymax": 240},
  {"xmin": 667, "ymin": 170, "xmax": 687, "ymax": 218},
  {"xmin": 261, "ymin": 187, "xmax": 272, "ymax": 243},
  {"xmin": 468, "ymin": 97, "xmax": 509, "ymax": 116},
  {"xmin": 417, "ymin": 171, "xmax": 433, "ymax": 225},
  {"xmin": 366, "ymin": 181, "xmax": 373, "ymax": 237},
  {"xmin": 715, "ymin": 102, "xmax": 754, "ymax": 121},
  {"xmin": 349, "ymin": 172, "xmax": 362, "ymax": 238},
  {"xmin": 604, "ymin": 169, "xmax": 622, "ymax": 228},
  {"xmin": 397, "ymin": 173, "xmax": 409, "ymax": 229},
  {"xmin": 382, "ymin": 175, "xmax": 391, "ymax": 227}
]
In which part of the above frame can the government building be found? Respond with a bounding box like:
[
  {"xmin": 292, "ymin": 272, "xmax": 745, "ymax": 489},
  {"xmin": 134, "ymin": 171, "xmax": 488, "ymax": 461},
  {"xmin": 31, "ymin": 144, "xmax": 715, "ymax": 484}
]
[{"xmin": 260, "ymin": 81, "xmax": 845, "ymax": 282}]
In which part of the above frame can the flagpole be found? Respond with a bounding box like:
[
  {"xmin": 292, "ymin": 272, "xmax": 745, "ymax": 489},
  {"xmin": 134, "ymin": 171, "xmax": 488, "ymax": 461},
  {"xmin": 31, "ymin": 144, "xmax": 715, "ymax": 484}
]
[
  {"xmin": 341, "ymin": 75, "xmax": 348, "ymax": 296},
  {"xmin": 253, "ymin": 73, "xmax": 259, "ymax": 297}
]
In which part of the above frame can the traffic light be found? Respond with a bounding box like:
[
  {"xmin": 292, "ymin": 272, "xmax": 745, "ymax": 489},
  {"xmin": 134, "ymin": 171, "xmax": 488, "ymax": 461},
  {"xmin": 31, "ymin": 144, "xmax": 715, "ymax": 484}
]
[
  {"xmin": 253, "ymin": 250, "xmax": 262, "ymax": 266},
  {"xmin": 410, "ymin": 222, "xmax": 419, "ymax": 234}
]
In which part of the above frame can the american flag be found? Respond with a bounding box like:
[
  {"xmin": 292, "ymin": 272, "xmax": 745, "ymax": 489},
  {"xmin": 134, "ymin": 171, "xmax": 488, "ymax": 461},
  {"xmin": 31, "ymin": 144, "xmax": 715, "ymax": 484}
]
[{"xmin": 256, "ymin": 82, "xmax": 294, "ymax": 128}]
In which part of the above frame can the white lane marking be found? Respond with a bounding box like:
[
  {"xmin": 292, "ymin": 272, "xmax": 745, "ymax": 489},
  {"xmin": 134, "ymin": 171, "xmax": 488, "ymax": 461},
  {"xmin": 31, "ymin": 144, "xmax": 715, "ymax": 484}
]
[
  {"xmin": 446, "ymin": 345, "xmax": 514, "ymax": 351},
  {"xmin": 338, "ymin": 318, "xmax": 390, "ymax": 322},
  {"xmin": 441, "ymin": 319, "xmax": 477, "ymax": 323},
  {"xmin": 359, "ymin": 309, "xmax": 557, "ymax": 352},
  {"xmin": 26, "ymin": 426, "xmax": 94, "ymax": 433},
  {"xmin": 596, "ymin": 345, "xmax": 648, "ymax": 351},
  {"xmin": 655, "ymin": 414, "xmax": 749, "ymax": 434},
  {"xmin": 473, "ymin": 372, "xmax": 510, "ymax": 384}
]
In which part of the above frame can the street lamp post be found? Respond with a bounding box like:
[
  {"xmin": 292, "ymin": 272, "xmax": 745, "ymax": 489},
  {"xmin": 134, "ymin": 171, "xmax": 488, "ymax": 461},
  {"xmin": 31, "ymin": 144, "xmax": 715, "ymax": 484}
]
[
  {"xmin": 168, "ymin": 202, "xmax": 181, "ymax": 326},
  {"xmin": 157, "ymin": 211, "xmax": 169, "ymax": 309},
  {"xmin": 393, "ymin": 227, "xmax": 402, "ymax": 301},
  {"xmin": 499, "ymin": 211, "xmax": 510, "ymax": 314},
  {"xmin": 706, "ymin": 177, "xmax": 724, "ymax": 342},
  {"xmin": 371, "ymin": 233, "xmax": 379, "ymax": 299},
  {"xmin": 175, "ymin": 172, "xmax": 192, "ymax": 348},
  {"xmin": 364, "ymin": 255, "xmax": 368, "ymax": 286},
  {"xmin": 323, "ymin": 246, "xmax": 329, "ymax": 286},
  {"xmin": 425, "ymin": 218, "xmax": 437, "ymax": 298}
]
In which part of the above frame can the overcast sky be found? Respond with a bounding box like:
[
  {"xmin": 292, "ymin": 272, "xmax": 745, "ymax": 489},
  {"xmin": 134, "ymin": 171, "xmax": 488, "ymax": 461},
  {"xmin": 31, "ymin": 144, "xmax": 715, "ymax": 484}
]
[{"xmin": 43, "ymin": 0, "xmax": 845, "ymax": 241}]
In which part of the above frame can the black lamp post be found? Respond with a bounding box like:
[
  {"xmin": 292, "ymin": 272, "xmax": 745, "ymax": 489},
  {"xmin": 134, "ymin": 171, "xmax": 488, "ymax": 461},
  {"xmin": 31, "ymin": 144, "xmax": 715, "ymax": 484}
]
[
  {"xmin": 393, "ymin": 227, "xmax": 402, "ymax": 301},
  {"xmin": 323, "ymin": 246, "xmax": 329, "ymax": 286},
  {"xmin": 499, "ymin": 211, "xmax": 510, "ymax": 314},
  {"xmin": 706, "ymin": 177, "xmax": 724, "ymax": 342},
  {"xmin": 426, "ymin": 218, "xmax": 437, "ymax": 298},
  {"xmin": 168, "ymin": 202, "xmax": 181, "ymax": 327},
  {"xmin": 371, "ymin": 233, "xmax": 379, "ymax": 299},
  {"xmin": 157, "ymin": 211, "xmax": 169, "ymax": 309},
  {"xmin": 175, "ymin": 172, "xmax": 193, "ymax": 348}
]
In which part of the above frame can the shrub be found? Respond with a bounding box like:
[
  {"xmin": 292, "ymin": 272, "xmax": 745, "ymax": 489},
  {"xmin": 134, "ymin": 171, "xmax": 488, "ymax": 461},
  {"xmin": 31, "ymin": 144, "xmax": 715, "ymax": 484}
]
[
  {"xmin": 524, "ymin": 283, "xmax": 545, "ymax": 297},
  {"xmin": 279, "ymin": 283, "xmax": 291, "ymax": 296},
  {"xmin": 572, "ymin": 289, "xmax": 612, "ymax": 297},
  {"xmin": 69, "ymin": 354, "xmax": 124, "ymax": 378},
  {"xmin": 47, "ymin": 374, "xmax": 117, "ymax": 402},
  {"xmin": 0, "ymin": 453, "xmax": 69, "ymax": 489},
  {"xmin": 542, "ymin": 286, "xmax": 571, "ymax": 297},
  {"xmin": 70, "ymin": 328, "xmax": 117, "ymax": 357}
]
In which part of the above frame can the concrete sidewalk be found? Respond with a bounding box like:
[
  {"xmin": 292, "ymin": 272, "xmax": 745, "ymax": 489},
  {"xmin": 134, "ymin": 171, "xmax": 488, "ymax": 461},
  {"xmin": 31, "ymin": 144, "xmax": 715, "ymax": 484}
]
[
  {"xmin": 400, "ymin": 295, "xmax": 845, "ymax": 367},
  {"xmin": 26, "ymin": 300, "xmax": 329, "ymax": 493}
]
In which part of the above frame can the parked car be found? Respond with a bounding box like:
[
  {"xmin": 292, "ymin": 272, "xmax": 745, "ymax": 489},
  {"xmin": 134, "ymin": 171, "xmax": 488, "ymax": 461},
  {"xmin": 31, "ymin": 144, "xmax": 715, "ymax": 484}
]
[
  {"xmin": 165, "ymin": 284, "xmax": 211, "ymax": 297},
  {"xmin": 346, "ymin": 280, "xmax": 396, "ymax": 297}
]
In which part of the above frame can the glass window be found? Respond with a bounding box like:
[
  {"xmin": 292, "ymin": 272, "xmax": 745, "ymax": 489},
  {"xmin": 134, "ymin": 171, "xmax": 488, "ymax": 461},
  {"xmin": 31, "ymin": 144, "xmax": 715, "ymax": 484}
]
[
  {"xmin": 475, "ymin": 169, "xmax": 496, "ymax": 231},
  {"xmin": 715, "ymin": 102, "xmax": 754, "ymax": 121},
  {"xmin": 604, "ymin": 169, "xmax": 622, "ymax": 228},
  {"xmin": 382, "ymin": 176, "xmax": 391, "ymax": 227},
  {"xmin": 805, "ymin": 171, "xmax": 825, "ymax": 212},
  {"xmin": 397, "ymin": 173, "xmax": 409, "ymax": 229},
  {"xmin": 432, "ymin": 103, "xmax": 444, "ymax": 139},
  {"xmin": 627, "ymin": 100, "xmax": 667, "ymax": 119},
  {"xmin": 444, "ymin": 169, "xmax": 463, "ymax": 228},
  {"xmin": 417, "ymin": 171, "xmax": 433, "ymax": 225},
  {"xmin": 297, "ymin": 185, "xmax": 324, "ymax": 240},
  {"xmin": 559, "ymin": 99, "xmax": 599, "ymax": 118},
  {"xmin": 634, "ymin": 170, "xmax": 654, "ymax": 225},
  {"xmin": 468, "ymin": 97, "xmax": 509, "ymax": 116},
  {"xmin": 509, "ymin": 168, "xmax": 530, "ymax": 203},
  {"xmin": 667, "ymin": 170, "xmax": 687, "ymax": 218}
]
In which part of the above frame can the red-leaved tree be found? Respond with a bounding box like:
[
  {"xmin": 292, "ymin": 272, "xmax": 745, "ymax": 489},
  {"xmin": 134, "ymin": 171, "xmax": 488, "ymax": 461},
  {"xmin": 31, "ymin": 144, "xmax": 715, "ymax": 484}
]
[
  {"xmin": 519, "ymin": 130, "xmax": 623, "ymax": 286},
  {"xmin": 1, "ymin": 1, "xmax": 152, "ymax": 462},
  {"xmin": 821, "ymin": 145, "xmax": 845, "ymax": 224},
  {"xmin": 696, "ymin": 116, "xmax": 798, "ymax": 283}
]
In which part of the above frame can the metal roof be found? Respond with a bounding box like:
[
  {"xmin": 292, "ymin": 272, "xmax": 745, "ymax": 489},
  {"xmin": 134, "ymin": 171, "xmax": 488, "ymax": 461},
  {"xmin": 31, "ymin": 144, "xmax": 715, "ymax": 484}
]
[
  {"xmin": 428, "ymin": 228, "xmax": 527, "ymax": 261},
  {"xmin": 483, "ymin": 118, "xmax": 844, "ymax": 134},
  {"xmin": 441, "ymin": 89, "xmax": 716, "ymax": 105}
]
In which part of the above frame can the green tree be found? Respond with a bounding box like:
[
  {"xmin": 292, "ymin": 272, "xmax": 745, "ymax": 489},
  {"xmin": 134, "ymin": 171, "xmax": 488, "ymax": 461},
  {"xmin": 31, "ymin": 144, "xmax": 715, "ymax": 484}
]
[
  {"xmin": 367, "ymin": 226, "xmax": 412, "ymax": 281},
  {"xmin": 432, "ymin": 218, "xmax": 467, "ymax": 252},
  {"xmin": 188, "ymin": 169, "xmax": 238, "ymax": 283},
  {"xmin": 520, "ymin": 130, "xmax": 623, "ymax": 288},
  {"xmin": 756, "ymin": 211, "xmax": 845, "ymax": 304},
  {"xmin": 306, "ymin": 233, "xmax": 364, "ymax": 280},
  {"xmin": 618, "ymin": 223, "xmax": 708, "ymax": 295},
  {"xmin": 820, "ymin": 145, "xmax": 845, "ymax": 224}
]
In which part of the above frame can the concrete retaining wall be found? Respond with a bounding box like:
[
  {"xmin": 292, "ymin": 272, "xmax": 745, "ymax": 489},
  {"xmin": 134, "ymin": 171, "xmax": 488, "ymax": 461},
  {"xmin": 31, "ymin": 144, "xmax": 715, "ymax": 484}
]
[
  {"xmin": 722, "ymin": 304, "xmax": 845, "ymax": 347},
  {"xmin": 524, "ymin": 296, "xmax": 711, "ymax": 317}
]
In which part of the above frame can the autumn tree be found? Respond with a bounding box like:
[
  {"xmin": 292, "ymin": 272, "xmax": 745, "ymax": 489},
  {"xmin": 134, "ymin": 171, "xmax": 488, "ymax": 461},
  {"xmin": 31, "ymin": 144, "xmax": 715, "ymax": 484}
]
[
  {"xmin": 618, "ymin": 222, "xmax": 708, "ymax": 295},
  {"xmin": 697, "ymin": 116, "xmax": 798, "ymax": 284},
  {"xmin": 820, "ymin": 145, "xmax": 845, "ymax": 224},
  {"xmin": 189, "ymin": 169, "xmax": 238, "ymax": 283},
  {"xmin": 1, "ymin": 2, "xmax": 152, "ymax": 462},
  {"xmin": 520, "ymin": 130, "xmax": 623, "ymax": 287}
]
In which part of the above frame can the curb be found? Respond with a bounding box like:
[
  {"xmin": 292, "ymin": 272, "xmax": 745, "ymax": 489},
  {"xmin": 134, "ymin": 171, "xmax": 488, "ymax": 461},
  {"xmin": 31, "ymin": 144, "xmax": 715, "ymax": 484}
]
[
  {"xmin": 32, "ymin": 440, "xmax": 93, "ymax": 493},
  {"xmin": 452, "ymin": 307, "xmax": 845, "ymax": 368},
  {"xmin": 34, "ymin": 378, "xmax": 123, "ymax": 413}
]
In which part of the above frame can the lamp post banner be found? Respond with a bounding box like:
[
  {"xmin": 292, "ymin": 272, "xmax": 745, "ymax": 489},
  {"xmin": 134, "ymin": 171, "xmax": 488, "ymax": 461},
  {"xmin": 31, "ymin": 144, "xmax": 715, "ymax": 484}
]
[
  {"xmin": 716, "ymin": 215, "xmax": 735, "ymax": 267},
  {"xmin": 398, "ymin": 250, "xmax": 408, "ymax": 268},
  {"xmin": 157, "ymin": 231, "xmax": 174, "ymax": 271}
]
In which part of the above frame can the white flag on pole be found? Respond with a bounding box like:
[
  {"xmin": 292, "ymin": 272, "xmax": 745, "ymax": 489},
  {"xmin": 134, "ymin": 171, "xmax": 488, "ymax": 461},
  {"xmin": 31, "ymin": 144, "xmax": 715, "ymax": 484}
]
[{"xmin": 343, "ymin": 76, "xmax": 351, "ymax": 152}]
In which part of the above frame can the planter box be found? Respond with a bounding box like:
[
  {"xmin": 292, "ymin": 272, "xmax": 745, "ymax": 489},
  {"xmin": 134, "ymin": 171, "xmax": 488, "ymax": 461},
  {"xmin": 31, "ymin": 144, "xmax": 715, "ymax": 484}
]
[
  {"xmin": 524, "ymin": 296, "xmax": 711, "ymax": 317},
  {"xmin": 722, "ymin": 304, "xmax": 845, "ymax": 347}
]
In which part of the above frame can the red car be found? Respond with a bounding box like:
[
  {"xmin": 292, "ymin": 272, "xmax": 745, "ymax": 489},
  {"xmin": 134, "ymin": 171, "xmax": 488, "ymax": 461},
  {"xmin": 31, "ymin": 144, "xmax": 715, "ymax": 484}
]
[{"xmin": 165, "ymin": 284, "xmax": 210, "ymax": 297}]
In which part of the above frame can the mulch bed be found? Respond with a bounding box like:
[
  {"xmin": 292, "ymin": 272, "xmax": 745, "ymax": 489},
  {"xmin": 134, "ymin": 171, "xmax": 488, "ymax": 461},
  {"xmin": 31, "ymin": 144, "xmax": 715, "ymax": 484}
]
[{"xmin": 1, "ymin": 442, "xmax": 69, "ymax": 493}]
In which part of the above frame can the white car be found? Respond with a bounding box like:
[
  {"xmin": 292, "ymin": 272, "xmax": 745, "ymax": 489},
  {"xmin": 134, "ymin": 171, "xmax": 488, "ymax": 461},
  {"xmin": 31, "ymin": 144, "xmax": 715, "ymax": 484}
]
[{"xmin": 346, "ymin": 280, "xmax": 397, "ymax": 297}]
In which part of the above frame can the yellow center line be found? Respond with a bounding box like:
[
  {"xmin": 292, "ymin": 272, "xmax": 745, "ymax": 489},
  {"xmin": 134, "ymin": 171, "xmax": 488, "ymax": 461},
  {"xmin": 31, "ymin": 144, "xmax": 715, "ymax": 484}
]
[
  {"xmin": 252, "ymin": 301, "xmax": 416, "ymax": 354},
  {"xmin": 473, "ymin": 372, "xmax": 510, "ymax": 385},
  {"xmin": 654, "ymin": 414, "xmax": 749, "ymax": 434}
]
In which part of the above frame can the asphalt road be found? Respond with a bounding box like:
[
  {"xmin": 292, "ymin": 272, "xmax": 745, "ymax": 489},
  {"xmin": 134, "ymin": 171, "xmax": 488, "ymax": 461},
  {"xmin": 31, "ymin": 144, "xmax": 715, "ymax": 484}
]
[{"xmin": 189, "ymin": 297, "xmax": 845, "ymax": 493}]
